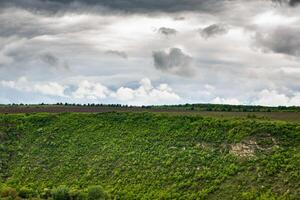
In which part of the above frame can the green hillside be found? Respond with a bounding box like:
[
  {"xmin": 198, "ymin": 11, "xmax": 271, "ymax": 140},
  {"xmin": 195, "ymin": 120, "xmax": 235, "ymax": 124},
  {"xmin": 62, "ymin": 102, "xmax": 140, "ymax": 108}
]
[{"xmin": 0, "ymin": 112, "xmax": 300, "ymax": 199}]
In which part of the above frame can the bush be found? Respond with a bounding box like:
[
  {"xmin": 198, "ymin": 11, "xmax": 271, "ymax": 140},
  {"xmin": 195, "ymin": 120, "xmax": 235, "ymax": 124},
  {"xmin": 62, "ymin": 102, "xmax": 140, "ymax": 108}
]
[
  {"xmin": 87, "ymin": 185, "xmax": 107, "ymax": 200},
  {"xmin": 52, "ymin": 185, "xmax": 71, "ymax": 200},
  {"xmin": 18, "ymin": 186, "xmax": 34, "ymax": 198},
  {"xmin": 41, "ymin": 188, "xmax": 52, "ymax": 199},
  {"xmin": 0, "ymin": 131, "xmax": 7, "ymax": 142},
  {"xmin": 78, "ymin": 191, "xmax": 88, "ymax": 200},
  {"xmin": 69, "ymin": 188, "xmax": 86, "ymax": 200},
  {"xmin": 0, "ymin": 187, "xmax": 17, "ymax": 198}
]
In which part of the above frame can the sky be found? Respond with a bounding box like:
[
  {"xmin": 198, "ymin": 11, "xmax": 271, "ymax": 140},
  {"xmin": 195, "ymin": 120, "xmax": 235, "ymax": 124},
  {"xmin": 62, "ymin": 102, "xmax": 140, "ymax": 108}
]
[{"xmin": 1, "ymin": 0, "xmax": 300, "ymax": 106}]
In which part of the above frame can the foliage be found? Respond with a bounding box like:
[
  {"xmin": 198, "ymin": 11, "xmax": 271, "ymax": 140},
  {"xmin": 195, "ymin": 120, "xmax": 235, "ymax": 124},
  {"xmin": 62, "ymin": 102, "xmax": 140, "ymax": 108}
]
[
  {"xmin": 152, "ymin": 103, "xmax": 300, "ymax": 112},
  {"xmin": 0, "ymin": 112, "xmax": 299, "ymax": 199},
  {"xmin": 0, "ymin": 186, "xmax": 17, "ymax": 199},
  {"xmin": 2, "ymin": 102, "xmax": 300, "ymax": 112},
  {"xmin": 87, "ymin": 185, "xmax": 107, "ymax": 200},
  {"xmin": 18, "ymin": 186, "xmax": 34, "ymax": 198},
  {"xmin": 52, "ymin": 186, "xmax": 70, "ymax": 200}
]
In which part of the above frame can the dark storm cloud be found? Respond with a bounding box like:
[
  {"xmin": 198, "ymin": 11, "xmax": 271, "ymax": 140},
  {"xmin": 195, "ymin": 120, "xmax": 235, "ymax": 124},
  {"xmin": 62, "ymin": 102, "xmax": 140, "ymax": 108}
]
[
  {"xmin": 152, "ymin": 48, "xmax": 193, "ymax": 76},
  {"xmin": 0, "ymin": 0, "xmax": 299, "ymax": 17},
  {"xmin": 0, "ymin": 0, "xmax": 227, "ymax": 14},
  {"xmin": 0, "ymin": 20, "xmax": 38, "ymax": 38},
  {"xmin": 2, "ymin": 0, "xmax": 298, "ymax": 15},
  {"xmin": 0, "ymin": 7, "xmax": 111, "ymax": 39},
  {"xmin": 290, "ymin": 0, "xmax": 300, "ymax": 6},
  {"xmin": 255, "ymin": 27, "xmax": 300, "ymax": 57},
  {"xmin": 158, "ymin": 27, "xmax": 177, "ymax": 36},
  {"xmin": 199, "ymin": 24, "xmax": 228, "ymax": 39},
  {"xmin": 40, "ymin": 53, "xmax": 59, "ymax": 66},
  {"xmin": 272, "ymin": 0, "xmax": 300, "ymax": 6},
  {"xmin": 1, "ymin": 39, "xmax": 70, "ymax": 70},
  {"xmin": 105, "ymin": 50, "xmax": 128, "ymax": 59},
  {"xmin": 40, "ymin": 53, "xmax": 70, "ymax": 69},
  {"xmin": 0, "ymin": 8, "xmax": 50, "ymax": 38}
]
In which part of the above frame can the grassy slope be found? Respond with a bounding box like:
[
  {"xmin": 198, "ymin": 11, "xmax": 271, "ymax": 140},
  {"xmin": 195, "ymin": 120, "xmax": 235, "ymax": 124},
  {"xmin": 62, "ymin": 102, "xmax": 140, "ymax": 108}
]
[{"xmin": 0, "ymin": 112, "xmax": 300, "ymax": 199}]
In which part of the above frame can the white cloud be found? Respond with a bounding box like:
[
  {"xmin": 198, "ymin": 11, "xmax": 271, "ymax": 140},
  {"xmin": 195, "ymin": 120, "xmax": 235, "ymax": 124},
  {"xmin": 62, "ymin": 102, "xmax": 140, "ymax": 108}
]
[
  {"xmin": 0, "ymin": 77, "xmax": 66, "ymax": 97},
  {"xmin": 1, "ymin": 77, "xmax": 180, "ymax": 105},
  {"xmin": 211, "ymin": 97, "xmax": 241, "ymax": 105},
  {"xmin": 204, "ymin": 84, "xmax": 215, "ymax": 91},
  {"xmin": 72, "ymin": 80, "xmax": 111, "ymax": 99},
  {"xmin": 254, "ymin": 89, "xmax": 289, "ymax": 106},
  {"xmin": 289, "ymin": 94, "xmax": 300, "ymax": 106},
  {"xmin": 116, "ymin": 87, "xmax": 135, "ymax": 101},
  {"xmin": 115, "ymin": 78, "xmax": 181, "ymax": 105},
  {"xmin": 34, "ymin": 82, "xmax": 67, "ymax": 97},
  {"xmin": 253, "ymin": 11, "xmax": 298, "ymax": 27},
  {"xmin": 72, "ymin": 78, "xmax": 181, "ymax": 105},
  {"xmin": 254, "ymin": 89, "xmax": 300, "ymax": 106}
]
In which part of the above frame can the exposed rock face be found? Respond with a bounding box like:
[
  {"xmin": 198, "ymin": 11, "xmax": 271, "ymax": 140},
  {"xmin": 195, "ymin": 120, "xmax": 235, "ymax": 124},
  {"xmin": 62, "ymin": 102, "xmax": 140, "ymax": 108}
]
[
  {"xmin": 230, "ymin": 135, "xmax": 279, "ymax": 158},
  {"xmin": 230, "ymin": 140, "xmax": 258, "ymax": 158}
]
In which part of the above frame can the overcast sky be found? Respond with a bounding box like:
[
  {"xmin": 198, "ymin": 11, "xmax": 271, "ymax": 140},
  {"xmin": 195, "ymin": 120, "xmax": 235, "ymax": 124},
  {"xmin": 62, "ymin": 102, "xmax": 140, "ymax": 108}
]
[{"xmin": 1, "ymin": 0, "xmax": 300, "ymax": 106}]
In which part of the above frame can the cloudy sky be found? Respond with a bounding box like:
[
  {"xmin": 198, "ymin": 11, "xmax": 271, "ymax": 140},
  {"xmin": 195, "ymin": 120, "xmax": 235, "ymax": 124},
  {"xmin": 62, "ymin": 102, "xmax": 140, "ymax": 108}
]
[{"xmin": 1, "ymin": 0, "xmax": 300, "ymax": 106}]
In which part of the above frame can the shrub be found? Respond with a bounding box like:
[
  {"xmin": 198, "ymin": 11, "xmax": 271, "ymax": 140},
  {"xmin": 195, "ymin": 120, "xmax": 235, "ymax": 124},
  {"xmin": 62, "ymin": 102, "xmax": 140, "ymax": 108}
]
[
  {"xmin": 18, "ymin": 186, "xmax": 34, "ymax": 198},
  {"xmin": 87, "ymin": 185, "xmax": 107, "ymax": 200},
  {"xmin": 52, "ymin": 185, "xmax": 71, "ymax": 200},
  {"xmin": 0, "ymin": 187, "xmax": 17, "ymax": 198},
  {"xmin": 78, "ymin": 191, "xmax": 88, "ymax": 200},
  {"xmin": 69, "ymin": 188, "xmax": 85, "ymax": 200},
  {"xmin": 0, "ymin": 131, "xmax": 7, "ymax": 142},
  {"xmin": 41, "ymin": 188, "xmax": 52, "ymax": 199}
]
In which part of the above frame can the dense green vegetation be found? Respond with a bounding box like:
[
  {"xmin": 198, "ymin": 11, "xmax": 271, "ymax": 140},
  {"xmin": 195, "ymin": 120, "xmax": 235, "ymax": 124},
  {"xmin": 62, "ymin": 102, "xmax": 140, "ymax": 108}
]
[
  {"xmin": 152, "ymin": 103, "xmax": 300, "ymax": 112},
  {"xmin": 2, "ymin": 102, "xmax": 300, "ymax": 112},
  {"xmin": 0, "ymin": 112, "xmax": 300, "ymax": 199}
]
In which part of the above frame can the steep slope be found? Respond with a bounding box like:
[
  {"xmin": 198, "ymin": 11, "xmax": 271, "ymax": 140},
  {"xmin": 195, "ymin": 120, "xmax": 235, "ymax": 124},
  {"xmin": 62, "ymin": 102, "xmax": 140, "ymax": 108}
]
[{"xmin": 0, "ymin": 112, "xmax": 299, "ymax": 199}]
